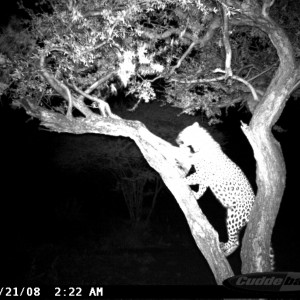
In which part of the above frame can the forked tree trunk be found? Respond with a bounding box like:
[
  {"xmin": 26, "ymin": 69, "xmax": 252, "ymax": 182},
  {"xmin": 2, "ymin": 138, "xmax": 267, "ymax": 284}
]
[
  {"xmin": 241, "ymin": 71, "xmax": 299, "ymax": 273},
  {"xmin": 215, "ymin": 0, "xmax": 300, "ymax": 273},
  {"xmin": 240, "ymin": 20, "xmax": 300, "ymax": 273}
]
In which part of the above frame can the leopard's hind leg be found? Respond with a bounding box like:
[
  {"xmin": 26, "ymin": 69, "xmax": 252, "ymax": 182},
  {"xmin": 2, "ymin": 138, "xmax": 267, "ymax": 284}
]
[{"xmin": 220, "ymin": 205, "xmax": 249, "ymax": 256}]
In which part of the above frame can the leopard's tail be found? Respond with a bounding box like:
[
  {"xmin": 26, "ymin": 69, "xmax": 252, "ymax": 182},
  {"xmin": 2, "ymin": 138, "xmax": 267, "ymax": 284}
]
[{"xmin": 270, "ymin": 245, "xmax": 276, "ymax": 271}]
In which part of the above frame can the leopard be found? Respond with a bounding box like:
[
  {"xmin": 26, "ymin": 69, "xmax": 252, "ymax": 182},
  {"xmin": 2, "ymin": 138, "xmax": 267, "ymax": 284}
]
[{"xmin": 176, "ymin": 122, "xmax": 255, "ymax": 256}]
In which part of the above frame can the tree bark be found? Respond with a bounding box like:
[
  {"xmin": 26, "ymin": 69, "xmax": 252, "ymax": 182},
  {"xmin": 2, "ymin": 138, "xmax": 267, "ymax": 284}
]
[
  {"xmin": 241, "ymin": 67, "xmax": 299, "ymax": 273},
  {"xmin": 234, "ymin": 1, "xmax": 300, "ymax": 273}
]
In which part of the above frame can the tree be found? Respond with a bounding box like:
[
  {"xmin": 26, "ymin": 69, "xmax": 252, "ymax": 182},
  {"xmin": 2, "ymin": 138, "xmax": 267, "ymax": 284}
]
[{"xmin": 1, "ymin": 0, "xmax": 300, "ymax": 284}]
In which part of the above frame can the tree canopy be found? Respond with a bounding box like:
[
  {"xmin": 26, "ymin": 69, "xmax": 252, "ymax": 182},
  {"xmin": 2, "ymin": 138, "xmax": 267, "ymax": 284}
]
[{"xmin": 2, "ymin": 0, "xmax": 298, "ymax": 123}]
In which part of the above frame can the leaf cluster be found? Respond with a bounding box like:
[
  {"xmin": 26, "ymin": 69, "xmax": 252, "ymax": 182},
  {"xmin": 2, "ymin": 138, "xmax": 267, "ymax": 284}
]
[{"xmin": 1, "ymin": 0, "xmax": 297, "ymax": 122}]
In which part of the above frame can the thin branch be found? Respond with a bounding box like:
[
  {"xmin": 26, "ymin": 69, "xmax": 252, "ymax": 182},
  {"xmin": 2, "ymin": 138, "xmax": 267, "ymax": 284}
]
[
  {"xmin": 83, "ymin": 5, "xmax": 127, "ymax": 17},
  {"xmin": 40, "ymin": 48, "xmax": 73, "ymax": 119},
  {"xmin": 262, "ymin": 0, "xmax": 275, "ymax": 19},
  {"xmin": 237, "ymin": 64, "xmax": 256, "ymax": 76},
  {"xmin": 221, "ymin": 3, "xmax": 233, "ymax": 80},
  {"xmin": 71, "ymin": 80, "xmax": 120, "ymax": 119},
  {"xmin": 290, "ymin": 79, "xmax": 300, "ymax": 95},
  {"xmin": 128, "ymin": 98, "xmax": 142, "ymax": 112},
  {"xmin": 82, "ymin": 41, "xmax": 107, "ymax": 54},
  {"xmin": 213, "ymin": 68, "xmax": 259, "ymax": 102},
  {"xmin": 141, "ymin": 28, "xmax": 187, "ymax": 41},
  {"xmin": 171, "ymin": 75, "xmax": 226, "ymax": 84},
  {"xmin": 147, "ymin": 75, "xmax": 162, "ymax": 83},
  {"xmin": 172, "ymin": 67, "xmax": 259, "ymax": 111},
  {"xmin": 218, "ymin": 96, "xmax": 243, "ymax": 108},
  {"xmin": 77, "ymin": 71, "xmax": 116, "ymax": 103},
  {"xmin": 248, "ymin": 63, "xmax": 278, "ymax": 82},
  {"xmin": 170, "ymin": 42, "xmax": 196, "ymax": 75}
]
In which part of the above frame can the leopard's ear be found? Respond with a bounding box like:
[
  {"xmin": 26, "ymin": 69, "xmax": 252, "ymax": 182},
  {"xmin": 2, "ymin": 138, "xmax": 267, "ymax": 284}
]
[{"xmin": 192, "ymin": 122, "xmax": 200, "ymax": 127}]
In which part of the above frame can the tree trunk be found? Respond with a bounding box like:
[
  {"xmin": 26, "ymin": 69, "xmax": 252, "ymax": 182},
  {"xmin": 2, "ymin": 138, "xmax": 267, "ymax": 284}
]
[
  {"xmin": 240, "ymin": 16, "xmax": 300, "ymax": 272},
  {"xmin": 216, "ymin": 0, "xmax": 300, "ymax": 273}
]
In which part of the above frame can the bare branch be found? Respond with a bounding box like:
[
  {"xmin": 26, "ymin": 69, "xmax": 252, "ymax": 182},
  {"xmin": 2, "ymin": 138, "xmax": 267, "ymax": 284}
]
[
  {"xmin": 82, "ymin": 41, "xmax": 107, "ymax": 54},
  {"xmin": 77, "ymin": 71, "xmax": 116, "ymax": 103},
  {"xmin": 213, "ymin": 68, "xmax": 259, "ymax": 102},
  {"xmin": 141, "ymin": 28, "xmax": 185, "ymax": 41},
  {"xmin": 198, "ymin": 17, "xmax": 221, "ymax": 47},
  {"xmin": 171, "ymin": 75, "xmax": 226, "ymax": 84},
  {"xmin": 248, "ymin": 63, "xmax": 278, "ymax": 82},
  {"xmin": 127, "ymin": 98, "xmax": 142, "ymax": 112},
  {"xmin": 237, "ymin": 64, "xmax": 256, "ymax": 76},
  {"xmin": 71, "ymin": 80, "xmax": 121, "ymax": 119},
  {"xmin": 170, "ymin": 42, "xmax": 196, "ymax": 75},
  {"xmin": 40, "ymin": 48, "xmax": 73, "ymax": 119},
  {"xmin": 83, "ymin": 5, "xmax": 127, "ymax": 18},
  {"xmin": 221, "ymin": 3, "xmax": 233, "ymax": 80},
  {"xmin": 262, "ymin": 0, "xmax": 275, "ymax": 19},
  {"xmin": 83, "ymin": 11, "xmax": 103, "ymax": 17},
  {"xmin": 290, "ymin": 79, "xmax": 300, "ymax": 95},
  {"xmin": 172, "ymin": 66, "xmax": 259, "ymax": 112}
]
